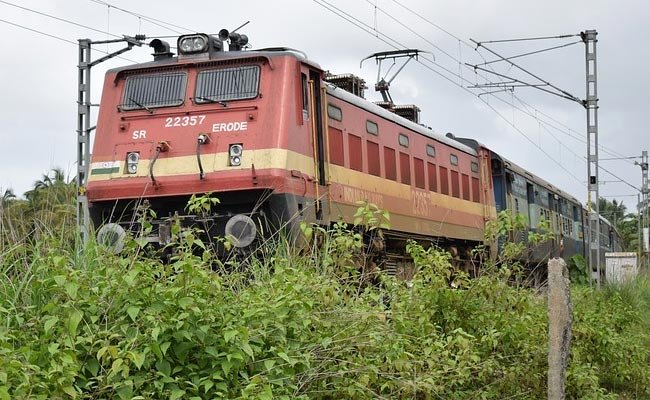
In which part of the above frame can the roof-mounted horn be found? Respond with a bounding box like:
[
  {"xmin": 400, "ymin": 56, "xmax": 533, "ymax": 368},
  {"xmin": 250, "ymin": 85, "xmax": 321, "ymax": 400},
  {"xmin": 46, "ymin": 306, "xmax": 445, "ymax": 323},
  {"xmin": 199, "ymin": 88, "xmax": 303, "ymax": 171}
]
[{"xmin": 218, "ymin": 28, "xmax": 249, "ymax": 51}]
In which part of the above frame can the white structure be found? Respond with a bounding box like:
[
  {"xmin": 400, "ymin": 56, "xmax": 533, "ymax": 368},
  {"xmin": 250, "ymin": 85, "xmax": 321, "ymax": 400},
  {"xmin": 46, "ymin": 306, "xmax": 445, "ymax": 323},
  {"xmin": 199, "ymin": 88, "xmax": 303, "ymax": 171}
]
[{"xmin": 605, "ymin": 252, "xmax": 638, "ymax": 284}]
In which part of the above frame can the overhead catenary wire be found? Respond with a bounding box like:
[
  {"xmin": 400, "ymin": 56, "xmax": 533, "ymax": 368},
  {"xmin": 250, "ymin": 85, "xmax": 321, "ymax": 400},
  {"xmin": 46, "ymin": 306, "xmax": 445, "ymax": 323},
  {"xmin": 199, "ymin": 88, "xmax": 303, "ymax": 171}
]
[
  {"xmin": 86, "ymin": 0, "xmax": 237, "ymax": 47},
  {"xmin": 474, "ymin": 41, "xmax": 581, "ymax": 67},
  {"xmin": 597, "ymin": 166, "xmax": 641, "ymax": 193},
  {"xmin": 476, "ymin": 34, "xmax": 582, "ymax": 45},
  {"xmin": 470, "ymin": 39, "xmax": 582, "ymax": 104},
  {"xmin": 7, "ymin": 0, "xmax": 624, "ymax": 168},
  {"xmin": 312, "ymin": 1, "xmax": 582, "ymax": 178},
  {"xmin": 0, "ymin": 17, "xmax": 78, "ymax": 45},
  {"xmin": 0, "ymin": 1, "xmax": 186, "ymax": 53},
  {"xmin": 384, "ymin": 0, "xmax": 633, "ymax": 164},
  {"xmin": 0, "ymin": 0, "xmax": 120, "ymax": 38},
  {"xmin": 387, "ymin": 0, "xmax": 473, "ymax": 48},
  {"xmin": 0, "ymin": 17, "xmax": 138, "ymax": 63},
  {"xmin": 4, "ymin": 1, "xmax": 635, "ymax": 199},
  {"xmin": 88, "ymin": 0, "xmax": 195, "ymax": 34},
  {"xmin": 316, "ymin": 1, "xmax": 642, "ymax": 194},
  {"xmin": 511, "ymin": 94, "xmax": 635, "ymax": 163},
  {"xmin": 365, "ymin": 0, "xmax": 628, "ymax": 164},
  {"xmin": 600, "ymin": 156, "xmax": 641, "ymax": 161},
  {"xmin": 312, "ymin": 0, "xmax": 585, "ymax": 185},
  {"xmin": 313, "ymin": 0, "xmax": 641, "ymax": 195}
]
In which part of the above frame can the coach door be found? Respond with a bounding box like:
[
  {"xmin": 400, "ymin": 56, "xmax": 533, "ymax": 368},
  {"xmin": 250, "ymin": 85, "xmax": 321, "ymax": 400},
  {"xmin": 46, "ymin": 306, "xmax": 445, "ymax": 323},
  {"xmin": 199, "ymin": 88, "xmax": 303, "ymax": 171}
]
[{"xmin": 308, "ymin": 70, "xmax": 328, "ymax": 219}]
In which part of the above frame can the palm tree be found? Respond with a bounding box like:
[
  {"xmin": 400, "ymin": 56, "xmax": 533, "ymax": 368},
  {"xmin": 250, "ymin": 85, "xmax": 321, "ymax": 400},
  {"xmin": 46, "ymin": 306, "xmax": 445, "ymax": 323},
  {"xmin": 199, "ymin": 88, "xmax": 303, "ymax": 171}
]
[
  {"xmin": 1, "ymin": 187, "xmax": 27, "ymax": 251},
  {"xmin": 0, "ymin": 188, "xmax": 15, "ymax": 220},
  {"xmin": 23, "ymin": 168, "xmax": 76, "ymax": 241},
  {"xmin": 1, "ymin": 188, "xmax": 15, "ymax": 206},
  {"xmin": 617, "ymin": 213, "xmax": 639, "ymax": 251},
  {"xmin": 598, "ymin": 197, "xmax": 627, "ymax": 226},
  {"xmin": 26, "ymin": 168, "xmax": 75, "ymax": 207}
]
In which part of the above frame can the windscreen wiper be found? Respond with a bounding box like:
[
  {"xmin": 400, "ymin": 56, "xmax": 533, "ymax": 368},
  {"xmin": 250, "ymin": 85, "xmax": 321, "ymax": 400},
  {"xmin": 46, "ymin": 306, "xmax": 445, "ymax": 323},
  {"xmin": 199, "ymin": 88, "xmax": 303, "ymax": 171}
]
[
  {"xmin": 128, "ymin": 97, "xmax": 153, "ymax": 114},
  {"xmin": 195, "ymin": 96, "xmax": 228, "ymax": 108}
]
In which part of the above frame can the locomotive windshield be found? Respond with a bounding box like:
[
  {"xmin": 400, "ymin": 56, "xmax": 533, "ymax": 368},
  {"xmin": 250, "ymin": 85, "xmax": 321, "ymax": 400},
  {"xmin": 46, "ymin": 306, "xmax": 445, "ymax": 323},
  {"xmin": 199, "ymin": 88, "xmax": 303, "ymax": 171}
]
[
  {"xmin": 121, "ymin": 72, "xmax": 187, "ymax": 110},
  {"xmin": 195, "ymin": 65, "xmax": 260, "ymax": 103}
]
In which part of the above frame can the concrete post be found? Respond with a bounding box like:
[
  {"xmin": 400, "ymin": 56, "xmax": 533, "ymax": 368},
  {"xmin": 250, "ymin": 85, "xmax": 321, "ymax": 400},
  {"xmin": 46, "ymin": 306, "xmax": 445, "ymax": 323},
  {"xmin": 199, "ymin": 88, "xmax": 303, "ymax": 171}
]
[{"xmin": 548, "ymin": 258, "xmax": 572, "ymax": 400}]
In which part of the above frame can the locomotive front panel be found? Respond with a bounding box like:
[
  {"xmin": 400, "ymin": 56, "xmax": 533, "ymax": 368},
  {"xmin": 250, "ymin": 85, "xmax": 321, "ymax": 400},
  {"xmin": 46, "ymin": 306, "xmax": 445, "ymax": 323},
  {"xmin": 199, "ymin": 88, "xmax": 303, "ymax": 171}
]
[
  {"xmin": 86, "ymin": 38, "xmax": 319, "ymax": 251},
  {"xmin": 88, "ymin": 63, "xmax": 267, "ymax": 198}
]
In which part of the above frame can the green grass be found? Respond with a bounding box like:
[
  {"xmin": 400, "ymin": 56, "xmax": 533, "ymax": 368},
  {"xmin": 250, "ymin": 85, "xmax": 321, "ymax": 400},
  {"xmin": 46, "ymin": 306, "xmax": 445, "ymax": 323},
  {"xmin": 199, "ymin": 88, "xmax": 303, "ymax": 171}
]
[{"xmin": 1, "ymin": 207, "xmax": 649, "ymax": 399}]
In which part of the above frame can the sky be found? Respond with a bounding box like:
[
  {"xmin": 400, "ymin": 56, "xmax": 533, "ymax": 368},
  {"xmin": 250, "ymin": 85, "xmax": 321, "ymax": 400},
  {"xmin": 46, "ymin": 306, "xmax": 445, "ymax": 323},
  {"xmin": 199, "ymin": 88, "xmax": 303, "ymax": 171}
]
[{"xmin": 0, "ymin": 0, "xmax": 648, "ymax": 213}]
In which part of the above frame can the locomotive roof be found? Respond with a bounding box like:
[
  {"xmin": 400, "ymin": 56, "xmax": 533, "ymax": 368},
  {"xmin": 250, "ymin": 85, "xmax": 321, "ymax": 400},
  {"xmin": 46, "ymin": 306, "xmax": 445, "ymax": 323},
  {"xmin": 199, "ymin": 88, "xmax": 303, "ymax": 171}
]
[
  {"xmin": 106, "ymin": 47, "xmax": 322, "ymax": 74},
  {"xmin": 324, "ymin": 83, "xmax": 478, "ymax": 157},
  {"xmin": 107, "ymin": 45, "xmax": 475, "ymax": 157}
]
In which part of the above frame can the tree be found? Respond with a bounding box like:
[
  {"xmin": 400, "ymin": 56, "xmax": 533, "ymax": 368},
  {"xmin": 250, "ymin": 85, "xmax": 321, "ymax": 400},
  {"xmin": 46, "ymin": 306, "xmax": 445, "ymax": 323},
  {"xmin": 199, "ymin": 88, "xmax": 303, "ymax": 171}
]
[
  {"xmin": 1, "ymin": 188, "xmax": 15, "ymax": 210},
  {"xmin": 597, "ymin": 197, "xmax": 640, "ymax": 251},
  {"xmin": 0, "ymin": 188, "xmax": 17, "ymax": 221},
  {"xmin": 598, "ymin": 197, "xmax": 627, "ymax": 226},
  {"xmin": 22, "ymin": 168, "xmax": 76, "ymax": 242},
  {"xmin": 26, "ymin": 167, "xmax": 75, "ymax": 206},
  {"xmin": 617, "ymin": 214, "xmax": 639, "ymax": 251}
]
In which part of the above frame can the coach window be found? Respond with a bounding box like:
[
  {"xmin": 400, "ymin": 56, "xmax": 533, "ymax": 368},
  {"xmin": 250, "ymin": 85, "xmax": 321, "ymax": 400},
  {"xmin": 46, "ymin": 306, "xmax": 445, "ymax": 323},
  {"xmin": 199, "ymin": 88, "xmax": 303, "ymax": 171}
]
[
  {"xmin": 366, "ymin": 120, "xmax": 379, "ymax": 135},
  {"xmin": 450, "ymin": 154, "xmax": 459, "ymax": 166},
  {"xmin": 327, "ymin": 103, "xmax": 342, "ymax": 121},
  {"xmin": 398, "ymin": 133, "xmax": 409, "ymax": 147},
  {"xmin": 471, "ymin": 162, "xmax": 479, "ymax": 173},
  {"xmin": 301, "ymin": 73, "xmax": 309, "ymax": 119},
  {"xmin": 426, "ymin": 144, "xmax": 436, "ymax": 158}
]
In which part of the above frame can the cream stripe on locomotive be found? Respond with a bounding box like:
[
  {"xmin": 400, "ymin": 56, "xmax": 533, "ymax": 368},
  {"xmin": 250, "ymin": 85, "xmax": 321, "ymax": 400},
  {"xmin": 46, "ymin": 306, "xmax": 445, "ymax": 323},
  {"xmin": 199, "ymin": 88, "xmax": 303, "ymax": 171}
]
[
  {"xmin": 88, "ymin": 148, "xmax": 313, "ymax": 179},
  {"xmin": 88, "ymin": 148, "xmax": 489, "ymax": 219}
]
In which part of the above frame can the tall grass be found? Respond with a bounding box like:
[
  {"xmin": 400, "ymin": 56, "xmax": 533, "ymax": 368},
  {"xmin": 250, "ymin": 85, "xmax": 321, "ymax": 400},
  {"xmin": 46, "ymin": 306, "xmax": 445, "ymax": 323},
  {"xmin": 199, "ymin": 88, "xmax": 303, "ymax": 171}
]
[{"xmin": 1, "ymin": 203, "xmax": 649, "ymax": 399}]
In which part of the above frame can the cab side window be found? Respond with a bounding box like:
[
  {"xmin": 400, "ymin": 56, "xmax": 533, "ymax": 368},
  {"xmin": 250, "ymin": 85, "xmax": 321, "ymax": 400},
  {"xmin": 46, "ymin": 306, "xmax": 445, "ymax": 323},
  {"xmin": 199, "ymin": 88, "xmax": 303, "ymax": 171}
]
[{"xmin": 301, "ymin": 73, "xmax": 309, "ymax": 119}]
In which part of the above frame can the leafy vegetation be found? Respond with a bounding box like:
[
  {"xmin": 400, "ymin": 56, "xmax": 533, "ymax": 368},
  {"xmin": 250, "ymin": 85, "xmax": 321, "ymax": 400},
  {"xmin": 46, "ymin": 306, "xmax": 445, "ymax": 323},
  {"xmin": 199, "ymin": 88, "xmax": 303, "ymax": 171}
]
[
  {"xmin": 598, "ymin": 197, "xmax": 640, "ymax": 251},
  {"xmin": 0, "ymin": 172, "xmax": 649, "ymax": 399}
]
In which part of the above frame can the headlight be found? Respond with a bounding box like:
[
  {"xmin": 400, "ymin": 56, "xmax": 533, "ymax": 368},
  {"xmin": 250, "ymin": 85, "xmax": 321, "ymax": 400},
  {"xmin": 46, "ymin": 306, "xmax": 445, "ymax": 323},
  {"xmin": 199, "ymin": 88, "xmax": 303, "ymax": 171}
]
[
  {"xmin": 229, "ymin": 144, "xmax": 243, "ymax": 166},
  {"xmin": 126, "ymin": 152, "xmax": 139, "ymax": 174},
  {"xmin": 178, "ymin": 34, "xmax": 208, "ymax": 54},
  {"xmin": 180, "ymin": 40, "xmax": 193, "ymax": 53},
  {"xmin": 192, "ymin": 37, "xmax": 206, "ymax": 50}
]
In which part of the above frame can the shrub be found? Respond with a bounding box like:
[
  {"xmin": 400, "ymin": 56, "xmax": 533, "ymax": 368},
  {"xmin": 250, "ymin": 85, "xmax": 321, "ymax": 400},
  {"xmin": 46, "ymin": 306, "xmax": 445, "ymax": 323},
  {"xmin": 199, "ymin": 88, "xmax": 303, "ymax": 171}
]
[{"xmin": 1, "ymin": 204, "xmax": 649, "ymax": 398}]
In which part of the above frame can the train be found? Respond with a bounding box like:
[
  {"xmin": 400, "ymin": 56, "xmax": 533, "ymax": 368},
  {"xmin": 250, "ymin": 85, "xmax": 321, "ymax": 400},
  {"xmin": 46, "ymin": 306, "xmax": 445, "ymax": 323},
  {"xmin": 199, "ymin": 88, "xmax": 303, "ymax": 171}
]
[{"xmin": 86, "ymin": 29, "xmax": 621, "ymax": 277}]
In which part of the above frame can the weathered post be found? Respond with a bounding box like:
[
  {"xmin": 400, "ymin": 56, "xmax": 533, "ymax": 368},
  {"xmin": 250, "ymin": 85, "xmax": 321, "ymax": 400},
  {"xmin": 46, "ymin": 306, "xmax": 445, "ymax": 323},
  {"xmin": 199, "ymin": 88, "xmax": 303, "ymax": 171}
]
[{"xmin": 548, "ymin": 258, "xmax": 572, "ymax": 400}]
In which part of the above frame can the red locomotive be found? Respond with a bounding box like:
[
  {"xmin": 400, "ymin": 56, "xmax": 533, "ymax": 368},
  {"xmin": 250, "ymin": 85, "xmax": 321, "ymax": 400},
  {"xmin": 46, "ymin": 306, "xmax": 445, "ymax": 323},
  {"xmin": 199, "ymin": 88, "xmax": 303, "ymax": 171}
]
[{"xmin": 86, "ymin": 30, "xmax": 619, "ymax": 272}]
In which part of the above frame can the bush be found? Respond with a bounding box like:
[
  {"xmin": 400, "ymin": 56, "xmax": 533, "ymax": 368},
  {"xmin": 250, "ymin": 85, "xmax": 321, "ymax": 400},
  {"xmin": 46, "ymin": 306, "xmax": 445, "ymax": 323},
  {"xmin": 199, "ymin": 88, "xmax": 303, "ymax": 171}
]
[{"xmin": 1, "ymin": 208, "xmax": 649, "ymax": 398}]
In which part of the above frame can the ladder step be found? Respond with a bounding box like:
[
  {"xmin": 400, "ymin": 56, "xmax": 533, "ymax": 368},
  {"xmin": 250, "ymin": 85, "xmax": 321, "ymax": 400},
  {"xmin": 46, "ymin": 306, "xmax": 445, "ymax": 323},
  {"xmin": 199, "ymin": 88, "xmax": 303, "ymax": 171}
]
[{"xmin": 383, "ymin": 259, "xmax": 398, "ymax": 276}]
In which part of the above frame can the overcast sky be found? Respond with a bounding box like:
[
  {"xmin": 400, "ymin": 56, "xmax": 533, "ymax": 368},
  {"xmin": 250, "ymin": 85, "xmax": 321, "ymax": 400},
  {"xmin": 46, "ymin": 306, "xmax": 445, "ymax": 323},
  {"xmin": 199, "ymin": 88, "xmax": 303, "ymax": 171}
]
[{"xmin": 1, "ymin": 0, "xmax": 648, "ymax": 212}]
